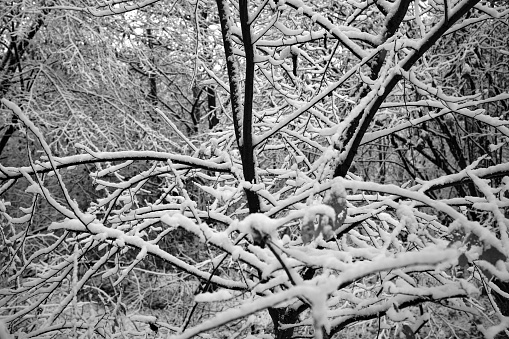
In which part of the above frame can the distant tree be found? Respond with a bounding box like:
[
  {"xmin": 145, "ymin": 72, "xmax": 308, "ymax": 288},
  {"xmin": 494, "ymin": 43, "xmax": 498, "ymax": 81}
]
[{"xmin": 1, "ymin": 0, "xmax": 509, "ymax": 339}]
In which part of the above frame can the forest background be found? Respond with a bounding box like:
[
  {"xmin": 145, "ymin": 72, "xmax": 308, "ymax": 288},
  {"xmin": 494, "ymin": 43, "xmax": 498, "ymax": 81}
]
[{"xmin": 1, "ymin": 0, "xmax": 509, "ymax": 338}]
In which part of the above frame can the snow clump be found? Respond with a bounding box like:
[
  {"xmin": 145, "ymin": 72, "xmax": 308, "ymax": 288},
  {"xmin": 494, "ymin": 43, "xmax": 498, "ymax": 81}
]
[{"xmin": 237, "ymin": 213, "xmax": 278, "ymax": 247}]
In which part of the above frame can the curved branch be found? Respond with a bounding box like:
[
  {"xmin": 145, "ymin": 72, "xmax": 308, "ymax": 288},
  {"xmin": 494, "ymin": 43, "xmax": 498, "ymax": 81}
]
[
  {"xmin": 330, "ymin": 289, "xmax": 469, "ymax": 335},
  {"xmin": 0, "ymin": 151, "xmax": 231, "ymax": 180}
]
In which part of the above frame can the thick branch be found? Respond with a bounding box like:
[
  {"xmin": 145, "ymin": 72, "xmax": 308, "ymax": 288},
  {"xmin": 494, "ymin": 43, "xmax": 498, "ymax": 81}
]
[
  {"xmin": 216, "ymin": 0, "xmax": 243, "ymax": 146},
  {"xmin": 239, "ymin": 0, "xmax": 261, "ymax": 213}
]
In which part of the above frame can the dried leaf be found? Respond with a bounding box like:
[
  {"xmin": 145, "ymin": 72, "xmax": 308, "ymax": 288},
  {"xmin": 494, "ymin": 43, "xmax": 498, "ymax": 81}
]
[
  {"xmin": 323, "ymin": 179, "xmax": 347, "ymax": 238},
  {"xmin": 301, "ymin": 219, "xmax": 315, "ymax": 245},
  {"xmin": 301, "ymin": 179, "xmax": 348, "ymax": 243},
  {"xmin": 402, "ymin": 324, "xmax": 415, "ymax": 339},
  {"xmin": 479, "ymin": 245, "xmax": 507, "ymax": 279}
]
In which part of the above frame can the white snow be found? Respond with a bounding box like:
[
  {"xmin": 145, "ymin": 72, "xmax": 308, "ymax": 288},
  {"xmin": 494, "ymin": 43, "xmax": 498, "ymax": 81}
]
[
  {"xmin": 195, "ymin": 289, "xmax": 233, "ymax": 303},
  {"xmin": 237, "ymin": 213, "xmax": 279, "ymax": 242},
  {"xmin": 129, "ymin": 314, "xmax": 157, "ymax": 323}
]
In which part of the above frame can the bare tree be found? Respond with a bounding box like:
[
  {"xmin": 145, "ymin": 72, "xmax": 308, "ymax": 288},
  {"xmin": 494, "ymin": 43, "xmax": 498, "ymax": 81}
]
[{"xmin": 1, "ymin": 0, "xmax": 509, "ymax": 338}]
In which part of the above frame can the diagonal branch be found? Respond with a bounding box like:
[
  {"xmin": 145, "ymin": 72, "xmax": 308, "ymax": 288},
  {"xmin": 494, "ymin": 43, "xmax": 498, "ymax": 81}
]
[
  {"xmin": 216, "ymin": 0, "xmax": 244, "ymax": 147},
  {"xmin": 333, "ymin": 0, "xmax": 481, "ymax": 178}
]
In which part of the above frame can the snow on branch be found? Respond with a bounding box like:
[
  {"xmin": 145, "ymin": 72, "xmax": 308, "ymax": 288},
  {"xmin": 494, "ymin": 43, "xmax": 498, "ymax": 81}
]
[
  {"xmin": 40, "ymin": 0, "xmax": 162, "ymax": 17},
  {"xmin": 0, "ymin": 150, "xmax": 231, "ymax": 180},
  {"xmin": 361, "ymin": 93, "xmax": 509, "ymax": 145},
  {"xmin": 48, "ymin": 217, "xmax": 248, "ymax": 290}
]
